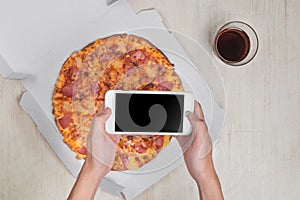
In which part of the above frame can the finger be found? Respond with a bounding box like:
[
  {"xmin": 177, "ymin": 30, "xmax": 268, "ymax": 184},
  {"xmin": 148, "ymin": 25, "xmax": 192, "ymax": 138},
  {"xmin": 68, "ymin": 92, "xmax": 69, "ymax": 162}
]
[
  {"xmin": 187, "ymin": 101, "xmax": 204, "ymax": 126},
  {"xmin": 176, "ymin": 133, "xmax": 197, "ymax": 154},
  {"xmin": 90, "ymin": 108, "xmax": 112, "ymax": 139},
  {"xmin": 102, "ymin": 130, "xmax": 121, "ymax": 146},
  {"xmin": 175, "ymin": 135, "xmax": 184, "ymax": 145},
  {"xmin": 187, "ymin": 112, "xmax": 202, "ymax": 128},
  {"xmin": 97, "ymin": 104, "xmax": 105, "ymax": 116},
  {"xmin": 110, "ymin": 134, "xmax": 121, "ymax": 144},
  {"xmin": 96, "ymin": 107, "xmax": 111, "ymax": 125},
  {"xmin": 194, "ymin": 101, "xmax": 205, "ymax": 121}
]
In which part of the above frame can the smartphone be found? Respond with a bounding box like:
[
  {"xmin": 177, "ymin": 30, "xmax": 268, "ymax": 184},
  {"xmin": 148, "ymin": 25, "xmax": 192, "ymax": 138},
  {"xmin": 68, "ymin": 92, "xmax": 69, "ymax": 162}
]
[{"xmin": 104, "ymin": 90, "xmax": 194, "ymax": 135}]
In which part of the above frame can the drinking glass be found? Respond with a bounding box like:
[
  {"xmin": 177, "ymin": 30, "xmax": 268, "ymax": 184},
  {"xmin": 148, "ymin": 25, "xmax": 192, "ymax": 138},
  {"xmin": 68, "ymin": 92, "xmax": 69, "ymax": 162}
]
[{"xmin": 214, "ymin": 21, "xmax": 259, "ymax": 66}]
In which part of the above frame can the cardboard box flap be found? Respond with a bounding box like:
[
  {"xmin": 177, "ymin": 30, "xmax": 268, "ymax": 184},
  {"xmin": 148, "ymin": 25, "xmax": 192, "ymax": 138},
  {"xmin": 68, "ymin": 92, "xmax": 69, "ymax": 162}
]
[
  {"xmin": 0, "ymin": 54, "xmax": 29, "ymax": 79},
  {"xmin": 0, "ymin": 0, "xmax": 133, "ymax": 80},
  {"xmin": 106, "ymin": 0, "xmax": 120, "ymax": 6},
  {"xmin": 99, "ymin": 178, "xmax": 125, "ymax": 197},
  {"xmin": 20, "ymin": 91, "xmax": 83, "ymax": 177}
]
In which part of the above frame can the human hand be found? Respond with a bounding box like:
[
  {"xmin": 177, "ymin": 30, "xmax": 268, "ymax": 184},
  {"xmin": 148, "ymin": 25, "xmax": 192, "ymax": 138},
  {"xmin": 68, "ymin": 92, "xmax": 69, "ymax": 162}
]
[
  {"xmin": 85, "ymin": 105, "xmax": 121, "ymax": 175},
  {"xmin": 176, "ymin": 101, "xmax": 213, "ymax": 181},
  {"xmin": 68, "ymin": 106, "xmax": 121, "ymax": 200},
  {"xmin": 177, "ymin": 101, "xmax": 223, "ymax": 200}
]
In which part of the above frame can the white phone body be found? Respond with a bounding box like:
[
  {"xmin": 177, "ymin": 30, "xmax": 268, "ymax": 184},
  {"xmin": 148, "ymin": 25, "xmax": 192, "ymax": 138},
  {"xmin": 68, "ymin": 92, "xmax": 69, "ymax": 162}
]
[{"xmin": 105, "ymin": 90, "xmax": 194, "ymax": 135}]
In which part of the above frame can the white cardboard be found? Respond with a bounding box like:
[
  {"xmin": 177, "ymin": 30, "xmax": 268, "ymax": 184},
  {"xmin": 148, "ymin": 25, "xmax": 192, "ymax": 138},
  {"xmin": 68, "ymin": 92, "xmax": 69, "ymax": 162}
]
[
  {"xmin": 106, "ymin": 0, "xmax": 120, "ymax": 6},
  {"xmin": 0, "ymin": 0, "xmax": 134, "ymax": 77},
  {"xmin": 1, "ymin": 0, "xmax": 225, "ymax": 199}
]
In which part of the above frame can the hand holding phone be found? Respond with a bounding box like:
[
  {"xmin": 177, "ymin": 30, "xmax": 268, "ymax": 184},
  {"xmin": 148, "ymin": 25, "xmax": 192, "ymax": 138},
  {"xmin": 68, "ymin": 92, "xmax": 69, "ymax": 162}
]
[{"xmin": 104, "ymin": 90, "xmax": 194, "ymax": 135}]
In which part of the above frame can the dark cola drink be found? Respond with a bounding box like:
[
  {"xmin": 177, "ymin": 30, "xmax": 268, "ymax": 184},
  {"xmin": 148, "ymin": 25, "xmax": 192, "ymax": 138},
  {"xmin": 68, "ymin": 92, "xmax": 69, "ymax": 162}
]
[
  {"xmin": 214, "ymin": 21, "xmax": 258, "ymax": 66},
  {"xmin": 216, "ymin": 29, "xmax": 250, "ymax": 62}
]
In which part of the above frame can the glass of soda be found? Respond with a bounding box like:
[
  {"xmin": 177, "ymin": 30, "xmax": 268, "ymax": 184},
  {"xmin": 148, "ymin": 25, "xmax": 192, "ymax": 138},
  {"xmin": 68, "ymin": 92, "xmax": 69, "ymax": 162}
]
[{"xmin": 214, "ymin": 21, "xmax": 259, "ymax": 66}]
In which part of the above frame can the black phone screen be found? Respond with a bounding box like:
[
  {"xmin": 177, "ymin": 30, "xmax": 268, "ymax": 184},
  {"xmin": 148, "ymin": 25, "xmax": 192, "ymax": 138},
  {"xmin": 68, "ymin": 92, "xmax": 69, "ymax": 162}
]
[{"xmin": 115, "ymin": 93, "xmax": 184, "ymax": 132}]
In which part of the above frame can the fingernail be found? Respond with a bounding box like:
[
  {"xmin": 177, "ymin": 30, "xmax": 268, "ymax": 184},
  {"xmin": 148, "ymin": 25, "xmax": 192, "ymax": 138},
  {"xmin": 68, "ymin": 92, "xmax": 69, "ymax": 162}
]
[{"xmin": 185, "ymin": 111, "xmax": 191, "ymax": 116}]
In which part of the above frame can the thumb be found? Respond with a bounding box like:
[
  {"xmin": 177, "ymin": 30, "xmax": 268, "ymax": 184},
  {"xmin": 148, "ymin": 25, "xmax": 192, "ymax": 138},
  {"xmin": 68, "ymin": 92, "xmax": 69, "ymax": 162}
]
[
  {"xmin": 97, "ymin": 107, "xmax": 112, "ymax": 123},
  {"xmin": 187, "ymin": 112, "xmax": 200, "ymax": 127}
]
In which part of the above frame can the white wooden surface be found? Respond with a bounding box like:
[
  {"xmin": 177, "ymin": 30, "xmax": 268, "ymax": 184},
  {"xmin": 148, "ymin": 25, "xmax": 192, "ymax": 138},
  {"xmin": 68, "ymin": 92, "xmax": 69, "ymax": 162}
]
[{"xmin": 1, "ymin": 0, "xmax": 300, "ymax": 199}]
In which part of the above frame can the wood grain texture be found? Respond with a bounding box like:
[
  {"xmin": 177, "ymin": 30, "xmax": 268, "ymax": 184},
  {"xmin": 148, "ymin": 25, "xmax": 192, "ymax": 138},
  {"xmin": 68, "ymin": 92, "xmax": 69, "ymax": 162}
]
[{"xmin": 0, "ymin": 0, "xmax": 299, "ymax": 199}]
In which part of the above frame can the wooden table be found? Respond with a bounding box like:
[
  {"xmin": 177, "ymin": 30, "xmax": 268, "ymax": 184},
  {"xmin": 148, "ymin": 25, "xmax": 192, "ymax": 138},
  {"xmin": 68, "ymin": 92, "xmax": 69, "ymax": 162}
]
[{"xmin": 1, "ymin": 0, "xmax": 299, "ymax": 199}]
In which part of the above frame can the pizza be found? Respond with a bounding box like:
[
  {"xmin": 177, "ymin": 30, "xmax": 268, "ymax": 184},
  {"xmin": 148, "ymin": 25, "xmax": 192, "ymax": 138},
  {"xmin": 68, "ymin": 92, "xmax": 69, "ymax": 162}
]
[{"xmin": 52, "ymin": 34, "xmax": 184, "ymax": 170}]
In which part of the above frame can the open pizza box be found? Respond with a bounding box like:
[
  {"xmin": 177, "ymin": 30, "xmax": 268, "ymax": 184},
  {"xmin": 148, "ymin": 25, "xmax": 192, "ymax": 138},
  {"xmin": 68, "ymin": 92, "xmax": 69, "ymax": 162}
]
[{"xmin": 0, "ymin": 0, "xmax": 225, "ymax": 199}]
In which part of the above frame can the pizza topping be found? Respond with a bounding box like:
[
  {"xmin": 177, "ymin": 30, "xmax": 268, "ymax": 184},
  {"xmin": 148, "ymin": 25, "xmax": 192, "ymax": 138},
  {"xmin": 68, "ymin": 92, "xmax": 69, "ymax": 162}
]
[
  {"xmin": 66, "ymin": 66, "xmax": 78, "ymax": 80},
  {"xmin": 62, "ymin": 101, "xmax": 71, "ymax": 112},
  {"xmin": 156, "ymin": 81, "xmax": 173, "ymax": 91},
  {"xmin": 58, "ymin": 114, "xmax": 72, "ymax": 129},
  {"xmin": 120, "ymin": 154, "xmax": 129, "ymax": 167},
  {"xmin": 75, "ymin": 57, "xmax": 83, "ymax": 68},
  {"xmin": 61, "ymin": 83, "xmax": 74, "ymax": 98},
  {"xmin": 77, "ymin": 146, "xmax": 87, "ymax": 155},
  {"xmin": 142, "ymin": 83, "xmax": 154, "ymax": 90},
  {"xmin": 143, "ymin": 155, "xmax": 149, "ymax": 160},
  {"xmin": 132, "ymin": 50, "xmax": 145, "ymax": 60},
  {"xmin": 109, "ymin": 44, "xmax": 118, "ymax": 51},
  {"xmin": 103, "ymin": 82, "xmax": 111, "ymax": 88},
  {"xmin": 83, "ymin": 71, "xmax": 89, "ymax": 77},
  {"xmin": 127, "ymin": 50, "xmax": 149, "ymax": 68},
  {"xmin": 134, "ymin": 144, "xmax": 148, "ymax": 153},
  {"xmin": 153, "ymin": 136, "xmax": 164, "ymax": 151},
  {"xmin": 99, "ymin": 54, "xmax": 111, "ymax": 62},
  {"xmin": 127, "ymin": 135, "xmax": 134, "ymax": 140},
  {"xmin": 124, "ymin": 64, "xmax": 135, "ymax": 76}
]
